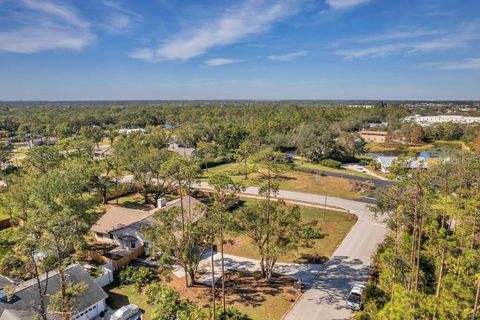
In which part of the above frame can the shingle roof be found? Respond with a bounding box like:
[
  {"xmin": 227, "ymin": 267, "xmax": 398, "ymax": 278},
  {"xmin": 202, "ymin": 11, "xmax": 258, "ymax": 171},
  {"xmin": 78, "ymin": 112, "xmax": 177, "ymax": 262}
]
[
  {"xmin": 0, "ymin": 276, "xmax": 14, "ymax": 289},
  {"xmin": 91, "ymin": 207, "xmax": 152, "ymax": 233},
  {"xmin": 160, "ymin": 196, "xmax": 205, "ymax": 223},
  {"xmin": 0, "ymin": 264, "xmax": 107, "ymax": 320},
  {"xmin": 91, "ymin": 196, "xmax": 206, "ymax": 235}
]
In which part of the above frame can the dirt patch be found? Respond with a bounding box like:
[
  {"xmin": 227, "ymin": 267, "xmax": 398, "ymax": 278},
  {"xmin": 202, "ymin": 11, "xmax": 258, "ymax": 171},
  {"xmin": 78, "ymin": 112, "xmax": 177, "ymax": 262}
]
[{"xmin": 168, "ymin": 270, "xmax": 301, "ymax": 320}]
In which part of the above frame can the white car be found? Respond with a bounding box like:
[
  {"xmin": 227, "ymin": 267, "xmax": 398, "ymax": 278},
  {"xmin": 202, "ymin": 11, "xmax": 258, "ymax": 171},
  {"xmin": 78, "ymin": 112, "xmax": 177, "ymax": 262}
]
[
  {"xmin": 111, "ymin": 304, "xmax": 142, "ymax": 320},
  {"xmin": 356, "ymin": 167, "xmax": 366, "ymax": 172},
  {"xmin": 346, "ymin": 283, "xmax": 365, "ymax": 310}
]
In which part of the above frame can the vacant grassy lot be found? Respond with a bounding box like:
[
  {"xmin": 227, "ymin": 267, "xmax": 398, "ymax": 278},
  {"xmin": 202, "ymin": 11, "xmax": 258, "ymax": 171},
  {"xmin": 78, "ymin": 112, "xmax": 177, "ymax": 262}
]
[
  {"xmin": 106, "ymin": 270, "xmax": 298, "ymax": 320},
  {"xmin": 293, "ymin": 159, "xmax": 374, "ymax": 179},
  {"xmin": 223, "ymin": 199, "xmax": 357, "ymax": 263},
  {"xmin": 200, "ymin": 162, "xmax": 363, "ymax": 199}
]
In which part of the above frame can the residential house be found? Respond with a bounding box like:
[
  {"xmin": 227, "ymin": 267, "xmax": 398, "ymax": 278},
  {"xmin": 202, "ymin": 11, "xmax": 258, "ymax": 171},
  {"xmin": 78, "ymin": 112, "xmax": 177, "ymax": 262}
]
[
  {"xmin": 31, "ymin": 137, "xmax": 58, "ymax": 147},
  {"xmin": 0, "ymin": 264, "xmax": 108, "ymax": 320},
  {"xmin": 376, "ymin": 155, "xmax": 429, "ymax": 173},
  {"xmin": 118, "ymin": 128, "xmax": 145, "ymax": 135},
  {"xmin": 168, "ymin": 142, "xmax": 198, "ymax": 158},
  {"xmin": 0, "ymin": 276, "xmax": 15, "ymax": 300},
  {"xmin": 359, "ymin": 130, "xmax": 389, "ymax": 143},
  {"xmin": 90, "ymin": 196, "xmax": 206, "ymax": 269},
  {"xmin": 94, "ymin": 146, "xmax": 114, "ymax": 158}
]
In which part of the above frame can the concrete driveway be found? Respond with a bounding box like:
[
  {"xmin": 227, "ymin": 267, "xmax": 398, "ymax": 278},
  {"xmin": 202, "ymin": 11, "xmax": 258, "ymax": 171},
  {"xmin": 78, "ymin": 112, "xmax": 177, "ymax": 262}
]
[
  {"xmin": 196, "ymin": 183, "xmax": 386, "ymax": 320},
  {"xmin": 120, "ymin": 177, "xmax": 386, "ymax": 319}
]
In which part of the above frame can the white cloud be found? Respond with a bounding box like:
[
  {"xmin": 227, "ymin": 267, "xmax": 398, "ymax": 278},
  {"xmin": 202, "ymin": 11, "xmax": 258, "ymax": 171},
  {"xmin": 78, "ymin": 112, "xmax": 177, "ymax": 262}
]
[
  {"xmin": 268, "ymin": 50, "xmax": 309, "ymax": 61},
  {"xmin": 20, "ymin": 0, "xmax": 88, "ymax": 28},
  {"xmin": 0, "ymin": 26, "xmax": 94, "ymax": 54},
  {"xmin": 0, "ymin": 0, "xmax": 94, "ymax": 53},
  {"xmin": 326, "ymin": 0, "xmax": 371, "ymax": 10},
  {"xmin": 204, "ymin": 58, "xmax": 241, "ymax": 66},
  {"xmin": 102, "ymin": 13, "xmax": 134, "ymax": 34},
  {"xmin": 100, "ymin": 1, "xmax": 142, "ymax": 35},
  {"xmin": 129, "ymin": 0, "xmax": 302, "ymax": 62},
  {"xmin": 426, "ymin": 57, "xmax": 480, "ymax": 70},
  {"xmin": 354, "ymin": 29, "xmax": 441, "ymax": 43},
  {"xmin": 335, "ymin": 24, "xmax": 480, "ymax": 59},
  {"xmin": 128, "ymin": 48, "xmax": 156, "ymax": 61}
]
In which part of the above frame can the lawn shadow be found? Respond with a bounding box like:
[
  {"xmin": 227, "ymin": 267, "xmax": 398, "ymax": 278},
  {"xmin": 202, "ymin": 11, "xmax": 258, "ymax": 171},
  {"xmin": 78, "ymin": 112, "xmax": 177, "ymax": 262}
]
[{"xmin": 104, "ymin": 283, "xmax": 130, "ymax": 309}]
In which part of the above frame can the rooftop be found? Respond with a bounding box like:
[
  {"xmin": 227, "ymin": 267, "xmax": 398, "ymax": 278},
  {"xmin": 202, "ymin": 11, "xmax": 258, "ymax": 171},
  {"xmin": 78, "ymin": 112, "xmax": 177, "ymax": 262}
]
[
  {"xmin": 0, "ymin": 264, "xmax": 107, "ymax": 320},
  {"xmin": 91, "ymin": 196, "xmax": 206, "ymax": 234}
]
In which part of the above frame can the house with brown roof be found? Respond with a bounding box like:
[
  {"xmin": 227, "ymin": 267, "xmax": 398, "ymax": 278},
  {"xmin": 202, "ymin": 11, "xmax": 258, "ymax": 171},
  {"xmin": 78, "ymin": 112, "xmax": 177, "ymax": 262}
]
[
  {"xmin": 90, "ymin": 195, "xmax": 206, "ymax": 267},
  {"xmin": 359, "ymin": 130, "xmax": 390, "ymax": 143}
]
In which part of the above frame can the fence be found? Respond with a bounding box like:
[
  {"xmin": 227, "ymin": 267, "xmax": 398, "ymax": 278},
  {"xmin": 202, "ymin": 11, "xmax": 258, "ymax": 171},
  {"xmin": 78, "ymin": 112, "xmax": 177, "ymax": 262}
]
[
  {"xmin": 113, "ymin": 246, "xmax": 145, "ymax": 271},
  {"xmin": 95, "ymin": 263, "xmax": 114, "ymax": 287},
  {"xmin": 88, "ymin": 246, "xmax": 145, "ymax": 272}
]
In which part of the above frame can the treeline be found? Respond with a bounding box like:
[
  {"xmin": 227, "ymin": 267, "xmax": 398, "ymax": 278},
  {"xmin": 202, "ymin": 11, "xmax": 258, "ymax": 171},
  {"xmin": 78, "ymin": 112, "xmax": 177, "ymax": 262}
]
[
  {"xmin": 0, "ymin": 103, "xmax": 408, "ymax": 163},
  {"xmin": 358, "ymin": 152, "xmax": 480, "ymax": 319}
]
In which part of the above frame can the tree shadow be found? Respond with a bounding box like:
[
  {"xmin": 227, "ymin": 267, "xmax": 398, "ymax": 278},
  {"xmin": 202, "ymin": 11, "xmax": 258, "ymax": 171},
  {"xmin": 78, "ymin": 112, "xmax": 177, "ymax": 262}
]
[
  {"xmin": 223, "ymin": 271, "xmax": 293, "ymax": 308},
  {"xmin": 304, "ymin": 255, "xmax": 371, "ymax": 310}
]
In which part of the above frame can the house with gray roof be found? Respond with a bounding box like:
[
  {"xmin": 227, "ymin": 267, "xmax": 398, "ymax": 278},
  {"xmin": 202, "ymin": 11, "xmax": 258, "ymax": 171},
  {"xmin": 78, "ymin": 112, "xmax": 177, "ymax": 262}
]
[
  {"xmin": 0, "ymin": 264, "xmax": 107, "ymax": 320},
  {"xmin": 91, "ymin": 196, "xmax": 206, "ymax": 259},
  {"xmin": 376, "ymin": 155, "xmax": 429, "ymax": 173}
]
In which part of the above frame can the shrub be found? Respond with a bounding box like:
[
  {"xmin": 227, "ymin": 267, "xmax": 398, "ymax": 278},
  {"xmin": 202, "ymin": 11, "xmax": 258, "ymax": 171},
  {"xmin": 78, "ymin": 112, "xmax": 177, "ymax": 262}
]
[
  {"xmin": 303, "ymin": 226, "xmax": 323, "ymax": 240},
  {"xmin": 217, "ymin": 307, "xmax": 252, "ymax": 320},
  {"xmin": 319, "ymin": 159, "xmax": 342, "ymax": 168},
  {"xmin": 120, "ymin": 266, "xmax": 155, "ymax": 291}
]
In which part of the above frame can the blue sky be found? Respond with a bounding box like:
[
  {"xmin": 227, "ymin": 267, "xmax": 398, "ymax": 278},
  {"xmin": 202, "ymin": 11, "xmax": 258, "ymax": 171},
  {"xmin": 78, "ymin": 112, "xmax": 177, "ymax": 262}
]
[{"xmin": 0, "ymin": 0, "xmax": 479, "ymax": 100}]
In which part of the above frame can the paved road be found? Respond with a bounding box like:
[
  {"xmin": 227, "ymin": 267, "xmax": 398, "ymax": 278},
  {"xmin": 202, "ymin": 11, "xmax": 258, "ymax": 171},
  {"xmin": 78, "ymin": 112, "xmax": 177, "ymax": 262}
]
[
  {"xmin": 121, "ymin": 177, "xmax": 387, "ymax": 319},
  {"xmin": 196, "ymin": 183, "xmax": 387, "ymax": 320},
  {"xmin": 295, "ymin": 166, "xmax": 395, "ymax": 190}
]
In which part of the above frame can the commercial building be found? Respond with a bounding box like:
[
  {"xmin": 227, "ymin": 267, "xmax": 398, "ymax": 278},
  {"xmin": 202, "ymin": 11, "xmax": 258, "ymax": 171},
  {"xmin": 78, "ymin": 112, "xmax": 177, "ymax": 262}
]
[{"xmin": 404, "ymin": 115, "xmax": 480, "ymax": 126}]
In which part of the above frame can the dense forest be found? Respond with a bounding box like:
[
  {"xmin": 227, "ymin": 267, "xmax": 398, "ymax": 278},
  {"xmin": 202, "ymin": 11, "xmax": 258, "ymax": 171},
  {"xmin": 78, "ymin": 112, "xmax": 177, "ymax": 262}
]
[
  {"xmin": 0, "ymin": 102, "xmax": 479, "ymax": 165},
  {"xmin": 359, "ymin": 153, "xmax": 480, "ymax": 319}
]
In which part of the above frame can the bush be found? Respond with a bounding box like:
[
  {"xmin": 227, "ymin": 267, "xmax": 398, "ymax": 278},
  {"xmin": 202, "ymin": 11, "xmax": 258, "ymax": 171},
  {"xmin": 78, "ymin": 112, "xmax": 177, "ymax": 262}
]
[
  {"xmin": 120, "ymin": 266, "xmax": 155, "ymax": 291},
  {"xmin": 303, "ymin": 227, "xmax": 322, "ymax": 240},
  {"xmin": 319, "ymin": 159, "xmax": 342, "ymax": 168},
  {"xmin": 217, "ymin": 307, "xmax": 252, "ymax": 320}
]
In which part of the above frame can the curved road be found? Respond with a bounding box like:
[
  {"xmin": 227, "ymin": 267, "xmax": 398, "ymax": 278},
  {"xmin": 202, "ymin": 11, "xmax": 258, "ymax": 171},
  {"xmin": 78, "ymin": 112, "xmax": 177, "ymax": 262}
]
[
  {"xmin": 119, "ymin": 176, "xmax": 387, "ymax": 319},
  {"xmin": 196, "ymin": 183, "xmax": 387, "ymax": 320}
]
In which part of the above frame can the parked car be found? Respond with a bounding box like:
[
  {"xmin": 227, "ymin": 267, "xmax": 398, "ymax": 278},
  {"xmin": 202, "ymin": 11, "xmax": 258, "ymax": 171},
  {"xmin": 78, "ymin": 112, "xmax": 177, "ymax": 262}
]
[
  {"xmin": 111, "ymin": 304, "xmax": 142, "ymax": 320},
  {"xmin": 346, "ymin": 283, "xmax": 365, "ymax": 310}
]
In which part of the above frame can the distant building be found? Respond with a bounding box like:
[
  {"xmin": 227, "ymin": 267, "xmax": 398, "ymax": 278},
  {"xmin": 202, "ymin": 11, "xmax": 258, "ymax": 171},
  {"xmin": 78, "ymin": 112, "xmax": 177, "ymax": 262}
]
[
  {"xmin": 404, "ymin": 115, "xmax": 480, "ymax": 126},
  {"xmin": 368, "ymin": 122, "xmax": 389, "ymax": 129},
  {"xmin": 168, "ymin": 142, "xmax": 198, "ymax": 158},
  {"xmin": 94, "ymin": 146, "xmax": 113, "ymax": 158},
  {"xmin": 118, "ymin": 128, "xmax": 145, "ymax": 134},
  {"xmin": 347, "ymin": 105, "xmax": 374, "ymax": 109},
  {"xmin": 375, "ymin": 155, "xmax": 429, "ymax": 173},
  {"xmin": 0, "ymin": 264, "xmax": 108, "ymax": 320},
  {"xmin": 359, "ymin": 130, "xmax": 389, "ymax": 143}
]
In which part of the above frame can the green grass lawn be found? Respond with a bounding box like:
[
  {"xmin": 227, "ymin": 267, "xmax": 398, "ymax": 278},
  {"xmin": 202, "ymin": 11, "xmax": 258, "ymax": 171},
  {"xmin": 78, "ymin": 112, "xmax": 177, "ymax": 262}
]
[
  {"xmin": 116, "ymin": 193, "xmax": 151, "ymax": 210},
  {"xmin": 0, "ymin": 208, "xmax": 9, "ymax": 221},
  {"xmin": 105, "ymin": 282, "xmax": 153, "ymax": 320},
  {"xmin": 200, "ymin": 163, "xmax": 363, "ymax": 200},
  {"xmin": 293, "ymin": 158, "xmax": 375, "ymax": 179},
  {"xmin": 223, "ymin": 199, "xmax": 357, "ymax": 263}
]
